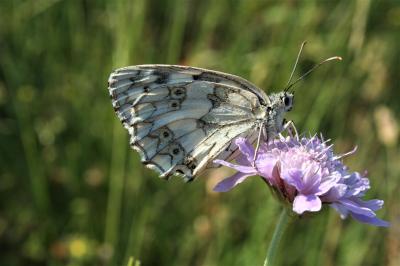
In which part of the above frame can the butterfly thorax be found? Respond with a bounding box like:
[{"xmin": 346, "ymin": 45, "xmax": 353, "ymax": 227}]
[{"xmin": 262, "ymin": 91, "xmax": 294, "ymax": 140}]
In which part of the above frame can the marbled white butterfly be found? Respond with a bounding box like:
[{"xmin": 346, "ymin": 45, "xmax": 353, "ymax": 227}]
[{"xmin": 107, "ymin": 43, "xmax": 340, "ymax": 181}]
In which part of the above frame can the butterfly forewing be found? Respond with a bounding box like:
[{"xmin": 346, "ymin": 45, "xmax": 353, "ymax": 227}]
[{"xmin": 108, "ymin": 65, "xmax": 267, "ymax": 181}]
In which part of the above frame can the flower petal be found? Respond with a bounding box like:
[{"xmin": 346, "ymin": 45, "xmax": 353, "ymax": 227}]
[
  {"xmin": 352, "ymin": 198, "xmax": 384, "ymax": 211},
  {"xmin": 236, "ymin": 154, "xmax": 250, "ymax": 166},
  {"xmin": 315, "ymin": 172, "xmax": 341, "ymax": 196},
  {"xmin": 293, "ymin": 194, "xmax": 322, "ymax": 214},
  {"xmin": 330, "ymin": 202, "xmax": 349, "ymax": 219},
  {"xmin": 322, "ymin": 184, "xmax": 347, "ymax": 201},
  {"xmin": 337, "ymin": 199, "xmax": 376, "ymax": 217},
  {"xmin": 280, "ymin": 168, "xmax": 305, "ymax": 191},
  {"xmin": 342, "ymin": 172, "xmax": 370, "ymax": 197},
  {"xmin": 350, "ymin": 212, "xmax": 390, "ymax": 227},
  {"xmin": 255, "ymin": 154, "xmax": 278, "ymax": 179},
  {"xmin": 213, "ymin": 159, "xmax": 256, "ymax": 174},
  {"xmin": 302, "ymin": 164, "xmax": 322, "ymax": 193},
  {"xmin": 235, "ymin": 138, "xmax": 255, "ymax": 164},
  {"xmin": 213, "ymin": 172, "xmax": 253, "ymax": 192}
]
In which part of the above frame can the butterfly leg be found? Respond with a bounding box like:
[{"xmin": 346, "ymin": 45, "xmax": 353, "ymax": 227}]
[
  {"xmin": 282, "ymin": 120, "xmax": 299, "ymax": 140},
  {"xmin": 252, "ymin": 122, "xmax": 265, "ymax": 167}
]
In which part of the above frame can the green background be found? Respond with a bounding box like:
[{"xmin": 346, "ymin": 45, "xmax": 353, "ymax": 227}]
[{"xmin": 1, "ymin": 0, "xmax": 399, "ymax": 265}]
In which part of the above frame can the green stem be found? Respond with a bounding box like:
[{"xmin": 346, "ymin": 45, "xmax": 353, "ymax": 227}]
[{"xmin": 264, "ymin": 209, "xmax": 291, "ymax": 266}]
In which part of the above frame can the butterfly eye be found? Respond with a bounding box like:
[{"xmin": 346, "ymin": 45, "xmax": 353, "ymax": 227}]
[{"xmin": 284, "ymin": 96, "xmax": 291, "ymax": 107}]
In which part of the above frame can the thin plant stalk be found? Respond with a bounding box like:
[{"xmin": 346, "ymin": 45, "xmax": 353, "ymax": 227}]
[{"xmin": 264, "ymin": 209, "xmax": 291, "ymax": 266}]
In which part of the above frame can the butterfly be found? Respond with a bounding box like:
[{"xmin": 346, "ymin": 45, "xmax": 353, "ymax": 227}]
[{"xmin": 107, "ymin": 45, "xmax": 340, "ymax": 182}]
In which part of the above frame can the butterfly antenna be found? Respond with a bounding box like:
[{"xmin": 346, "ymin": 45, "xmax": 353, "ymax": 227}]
[
  {"xmin": 285, "ymin": 41, "xmax": 307, "ymax": 92},
  {"xmin": 286, "ymin": 56, "xmax": 342, "ymax": 92}
]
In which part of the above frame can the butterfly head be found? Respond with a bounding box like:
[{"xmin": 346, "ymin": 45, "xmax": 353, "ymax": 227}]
[{"xmin": 269, "ymin": 91, "xmax": 294, "ymax": 113}]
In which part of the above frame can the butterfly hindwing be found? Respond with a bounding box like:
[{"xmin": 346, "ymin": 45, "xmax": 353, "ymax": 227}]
[{"xmin": 108, "ymin": 65, "xmax": 266, "ymax": 181}]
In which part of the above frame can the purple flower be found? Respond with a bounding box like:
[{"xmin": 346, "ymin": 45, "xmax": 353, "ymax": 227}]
[{"xmin": 214, "ymin": 135, "xmax": 389, "ymax": 227}]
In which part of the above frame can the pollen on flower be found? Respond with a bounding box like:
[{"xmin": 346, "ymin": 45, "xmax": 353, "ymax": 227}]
[{"xmin": 213, "ymin": 134, "xmax": 389, "ymax": 227}]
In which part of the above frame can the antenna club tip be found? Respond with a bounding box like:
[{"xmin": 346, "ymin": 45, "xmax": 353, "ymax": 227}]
[{"xmin": 325, "ymin": 56, "xmax": 343, "ymax": 62}]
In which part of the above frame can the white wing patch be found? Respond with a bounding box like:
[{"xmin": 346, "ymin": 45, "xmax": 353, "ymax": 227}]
[{"xmin": 108, "ymin": 65, "xmax": 266, "ymax": 181}]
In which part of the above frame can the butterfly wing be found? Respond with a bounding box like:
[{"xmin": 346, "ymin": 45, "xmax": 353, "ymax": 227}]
[{"xmin": 108, "ymin": 65, "xmax": 268, "ymax": 181}]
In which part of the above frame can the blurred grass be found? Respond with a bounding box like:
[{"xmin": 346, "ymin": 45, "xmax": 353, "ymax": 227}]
[{"xmin": 0, "ymin": 0, "xmax": 399, "ymax": 265}]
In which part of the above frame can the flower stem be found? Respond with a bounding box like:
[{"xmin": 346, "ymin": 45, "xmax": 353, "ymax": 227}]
[{"xmin": 264, "ymin": 209, "xmax": 291, "ymax": 266}]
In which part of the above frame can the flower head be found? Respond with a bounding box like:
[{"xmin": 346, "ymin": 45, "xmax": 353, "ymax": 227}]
[{"xmin": 214, "ymin": 135, "xmax": 389, "ymax": 227}]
